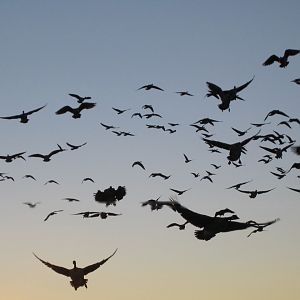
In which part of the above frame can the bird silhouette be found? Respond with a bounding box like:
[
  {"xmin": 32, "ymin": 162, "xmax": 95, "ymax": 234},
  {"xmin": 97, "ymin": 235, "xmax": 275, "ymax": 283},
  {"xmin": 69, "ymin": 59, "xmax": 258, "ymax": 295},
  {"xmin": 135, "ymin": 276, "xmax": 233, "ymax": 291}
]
[
  {"xmin": 236, "ymin": 188, "xmax": 275, "ymax": 198},
  {"xmin": 231, "ymin": 127, "xmax": 251, "ymax": 136},
  {"xmin": 260, "ymin": 143, "xmax": 294, "ymax": 159},
  {"xmin": 141, "ymin": 197, "xmax": 173, "ymax": 211},
  {"xmin": 68, "ymin": 93, "xmax": 91, "ymax": 103},
  {"xmin": 211, "ymin": 164, "xmax": 221, "ymax": 169},
  {"xmin": 132, "ymin": 161, "xmax": 146, "ymax": 170},
  {"xmin": 291, "ymin": 78, "xmax": 300, "ymax": 85},
  {"xmin": 270, "ymin": 171, "xmax": 286, "ymax": 180},
  {"xmin": 131, "ymin": 112, "xmax": 143, "ymax": 119},
  {"xmin": 166, "ymin": 198, "xmax": 279, "ymax": 240},
  {"xmin": 203, "ymin": 131, "xmax": 259, "ymax": 164},
  {"xmin": 206, "ymin": 77, "xmax": 254, "ymax": 111},
  {"xmin": 0, "ymin": 104, "xmax": 47, "ymax": 123},
  {"xmin": 29, "ymin": 144, "xmax": 65, "ymax": 162},
  {"xmin": 194, "ymin": 117, "xmax": 221, "ymax": 126},
  {"xmin": 44, "ymin": 180, "xmax": 60, "ymax": 185},
  {"xmin": 264, "ymin": 110, "xmax": 289, "ymax": 121},
  {"xmin": 66, "ymin": 142, "xmax": 87, "ymax": 150},
  {"xmin": 33, "ymin": 249, "xmax": 117, "ymax": 290},
  {"xmin": 200, "ymin": 175, "xmax": 213, "ymax": 183},
  {"xmin": 23, "ymin": 202, "xmax": 40, "ymax": 208},
  {"xmin": 169, "ymin": 188, "xmax": 191, "ymax": 195},
  {"xmin": 191, "ymin": 172, "xmax": 200, "ymax": 178},
  {"xmin": 183, "ymin": 153, "xmax": 192, "ymax": 163},
  {"xmin": 143, "ymin": 113, "xmax": 162, "ymax": 119},
  {"xmin": 0, "ymin": 152, "xmax": 26, "ymax": 163},
  {"xmin": 166, "ymin": 221, "xmax": 189, "ymax": 230},
  {"xmin": 138, "ymin": 84, "xmax": 164, "ymax": 91},
  {"xmin": 226, "ymin": 180, "xmax": 252, "ymax": 190},
  {"xmin": 214, "ymin": 208, "xmax": 235, "ymax": 217},
  {"xmin": 262, "ymin": 49, "xmax": 300, "ymax": 68},
  {"xmin": 112, "ymin": 107, "xmax": 130, "ymax": 114},
  {"xmin": 22, "ymin": 174, "xmax": 37, "ymax": 181},
  {"xmin": 56, "ymin": 102, "xmax": 96, "ymax": 118},
  {"xmin": 277, "ymin": 121, "xmax": 292, "ymax": 129},
  {"xmin": 63, "ymin": 198, "xmax": 80, "ymax": 202},
  {"xmin": 175, "ymin": 91, "xmax": 193, "ymax": 96},
  {"xmin": 142, "ymin": 104, "xmax": 154, "ymax": 112},
  {"xmin": 100, "ymin": 123, "xmax": 119, "ymax": 130},
  {"xmin": 82, "ymin": 177, "xmax": 95, "ymax": 183},
  {"xmin": 149, "ymin": 173, "xmax": 171, "ymax": 180},
  {"xmin": 44, "ymin": 210, "xmax": 64, "ymax": 221}
]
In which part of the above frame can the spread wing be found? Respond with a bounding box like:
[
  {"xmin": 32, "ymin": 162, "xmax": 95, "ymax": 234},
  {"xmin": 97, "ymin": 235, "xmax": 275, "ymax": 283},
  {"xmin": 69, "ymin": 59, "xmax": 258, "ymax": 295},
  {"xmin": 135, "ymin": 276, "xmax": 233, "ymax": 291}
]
[
  {"xmin": 33, "ymin": 253, "xmax": 70, "ymax": 277},
  {"xmin": 0, "ymin": 113, "xmax": 23, "ymax": 120},
  {"xmin": 203, "ymin": 138, "xmax": 231, "ymax": 150},
  {"xmin": 78, "ymin": 102, "xmax": 96, "ymax": 111},
  {"xmin": 257, "ymin": 188, "xmax": 275, "ymax": 194},
  {"xmin": 27, "ymin": 104, "xmax": 47, "ymax": 115},
  {"xmin": 83, "ymin": 249, "xmax": 118, "ymax": 275},
  {"xmin": 206, "ymin": 82, "xmax": 223, "ymax": 98},
  {"xmin": 234, "ymin": 76, "xmax": 254, "ymax": 93},
  {"xmin": 284, "ymin": 49, "xmax": 300, "ymax": 58},
  {"xmin": 56, "ymin": 106, "xmax": 75, "ymax": 115},
  {"xmin": 236, "ymin": 189, "xmax": 252, "ymax": 194},
  {"xmin": 29, "ymin": 153, "xmax": 46, "ymax": 159},
  {"xmin": 259, "ymin": 146, "xmax": 278, "ymax": 154},
  {"xmin": 263, "ymin": 55, "xmax": 280, "ymax": 66}
]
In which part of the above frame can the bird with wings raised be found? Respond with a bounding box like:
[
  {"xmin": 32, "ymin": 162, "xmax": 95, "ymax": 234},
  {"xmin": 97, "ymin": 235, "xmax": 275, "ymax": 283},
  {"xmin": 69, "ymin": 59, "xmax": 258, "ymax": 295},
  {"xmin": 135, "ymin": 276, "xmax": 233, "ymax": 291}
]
[
  {"xmin": 56, "ymin": 102, "xmax": 96, "ymax": 119},
  {"xmin": 33, "ymin": 249, "xmax": 117, "ymax": 290},
  {"xmin": 262, "ymin": 49, "xmax": 300, "ymax": 68},
  {"xmin": 206, "ymin": 76, "xmax": 254, "ymax": 111}
]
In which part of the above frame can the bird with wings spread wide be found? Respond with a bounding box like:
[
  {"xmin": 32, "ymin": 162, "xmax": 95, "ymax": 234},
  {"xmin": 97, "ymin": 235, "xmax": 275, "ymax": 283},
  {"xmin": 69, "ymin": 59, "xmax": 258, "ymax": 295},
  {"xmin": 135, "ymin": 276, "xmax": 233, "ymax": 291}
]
[{"xmin": 33, "ymin": 249, "xmax": 117, "ymax": 290}]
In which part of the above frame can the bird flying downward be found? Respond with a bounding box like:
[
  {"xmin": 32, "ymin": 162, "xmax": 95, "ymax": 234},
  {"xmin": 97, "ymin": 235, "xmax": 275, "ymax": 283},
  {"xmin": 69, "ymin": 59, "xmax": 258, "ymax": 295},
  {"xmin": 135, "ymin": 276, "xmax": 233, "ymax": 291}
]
[
  {"xmin": 262, "ymin": 49, "xmax": 300, "ymax": 68},
  {"xmin": 44, "ymin": 180, "xmax": 60, "ymax": 185},
  {"xmin": 138, "ymin": 84, "xmax": 164, "ymax": 91},
  {"xmin": 183, "ymin": 153, "xmax": 192, "ymax": 163},
  {"xmin": 0, "ymin": 104, "xmax": 47, "ymax": 123},
  {"xmin": 68, "ymin": 93, "xmax": 91, "ymax": 103},
  {"xmin": 132, "ymin": 161, "xmax": 146, "ymax": 170},
  {"xmin": 56, "ymin": 102, "xmax": 96, "ymax": 119},
  {"xmin": 44, "ymin": 210, "xmax": 64, "ymax": 221},
  {"xmin": 33, "ymin": 249, "xmax": 117, "ymax": 290}
]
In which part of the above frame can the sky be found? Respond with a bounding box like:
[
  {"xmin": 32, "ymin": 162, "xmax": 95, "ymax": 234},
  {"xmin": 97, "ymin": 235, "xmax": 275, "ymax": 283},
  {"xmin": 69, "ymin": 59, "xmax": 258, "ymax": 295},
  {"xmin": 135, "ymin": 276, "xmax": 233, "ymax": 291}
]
[{"xmin": 0, "ymin": 0, "xmax": 299, "ymax": 299}]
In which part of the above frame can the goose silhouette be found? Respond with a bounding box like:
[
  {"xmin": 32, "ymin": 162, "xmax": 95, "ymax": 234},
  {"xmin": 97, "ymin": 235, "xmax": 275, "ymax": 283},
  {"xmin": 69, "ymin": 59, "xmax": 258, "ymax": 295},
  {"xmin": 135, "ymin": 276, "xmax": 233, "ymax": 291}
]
[{"xmin": 33, "ymin": 249, "xmax": 117, "ymax": 290}]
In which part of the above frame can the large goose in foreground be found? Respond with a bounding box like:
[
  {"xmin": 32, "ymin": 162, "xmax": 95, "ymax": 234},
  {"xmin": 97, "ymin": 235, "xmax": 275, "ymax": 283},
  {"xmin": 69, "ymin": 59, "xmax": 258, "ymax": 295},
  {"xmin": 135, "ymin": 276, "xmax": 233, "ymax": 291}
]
[{"xmin": 33, "ymin": 249, "xmax": 117, "ymax": 290}]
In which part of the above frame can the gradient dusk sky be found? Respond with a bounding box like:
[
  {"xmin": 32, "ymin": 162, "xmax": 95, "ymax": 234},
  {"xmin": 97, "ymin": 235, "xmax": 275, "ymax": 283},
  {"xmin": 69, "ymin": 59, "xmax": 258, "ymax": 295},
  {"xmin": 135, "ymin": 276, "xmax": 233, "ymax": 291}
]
[{"xmin": 0, "ymin": 1, "xmax": 299, "ymax": 299}]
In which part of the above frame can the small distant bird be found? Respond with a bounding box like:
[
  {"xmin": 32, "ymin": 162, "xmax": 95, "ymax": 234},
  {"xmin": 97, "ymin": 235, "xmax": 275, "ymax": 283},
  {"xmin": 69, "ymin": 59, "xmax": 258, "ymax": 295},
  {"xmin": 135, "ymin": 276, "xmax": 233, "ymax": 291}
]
[
  {"xmin": 3, "ymin": 175, "xmax": 14, "ymax": 181},
  {"xmin": 138, "ymin": 84, "xmax": 164, "ymax": 91},
  {"xmin": 100, "ymin": 123, "xmax": 119, "ymax": 130},
  {"xmin": 191, "ymin": 172, "xmax": 200, "ymax": 178},
  {"xmin": 194, "ymin": 118, "xmax": 221, "ymax": 126},
  {"xmin": 277, "ymin": 121, "xmax": 291, "ymax": 128},
  {"xmin": 264, "ymin": 110, "xmax": 289, "ymax": 121},
  {"xmin": 142, "ymin": 104, "xmax": 154, "ymax": 112},
  {"xmin": 200, "ymin": 175, "xmax": 213, "ymax": 183},
  {"xmin": 175, "ymin": 91, "xmax": 194, "ymax": 96},
  {"xmin": 141, "ymin": 197, "xmax": 173, "ymax": 211},
  {"xmin": 168, "ymin": 122, "xmax": 179, "ymax": 127},
  {"xmin": 131, "ymin": 112, "xmax": 143, "ymax": 119},
  {"xmin": 23, "ymin": 202, "xmax": 40, "ymax": 208},
  {"xmin": 132, "ymin": 161, "xmax": 146, "ymax": 170},
  {"xmin": 260, "ymin": 143, "xmax": 294, "ymax": 159},
  {"xmin": 33, "ymin": 249, "xmax": 117, "ymax": 290},
  {"xmin": 291, "ymin": 78, "xmax": 300, "ymax": 85},
  {"xmin": 44, "ymin": 210, "xmax": 63, "ymax": 221},
  {"xmin": 291, "ymin": 146, "xmax": 300, "ymax": 155},
  {"xmin": 183, "ymin": 153, "xmax": 192, "ymax": 163},
  {"xmin": 63, "ymin": 198, "xmax": 80, "ymax": 202},
  {"xmin": 90, "ymin": 212, "xmax": 122, "ymax": 219},
  {"xmin": 29, "ymin": 144, "xmax": 65, "ymax": 162},
  {"xmin": 68, "ymin": 93, "xmax": 91, "ymax": 103},
  {"xmin": 56, "ymin": 102, "xmax": 96, "ymax": 119},
  {"xmin": 23, "ymin": 174, "xmax": 37, "ymax": 181},
  {"xmin": 169, "ymin": 188, "xmax": 191, "ymax": 195},
  {"xmin": 236, "ymin": 188, "xmax": 275, "ymax": 198},
  {"xmin": 112, "ymin": 107, "xmax": 130, "ymax": 115},
  {"xmin": 270, "ymin": 172, "xmax": 286, "ymax": 180},
  {"xmin": 286, "ymin": 162, "xmax": 300, "ymax": 173},
  {"xmin": 0, "ymin": 104, "xmax": 47, "ymax": 123},
  {"xmin": 262, "ymin": 49, "xmax": 300, "ymax": 68},
  {"xmin": 288, "ymin": 118, "xmax": 300, "ymax": 125},
  {"xmin": 190, "ymin": 124, "xmax": 209, "ymax": 133},
  {"xmin": 250, "ymin": 122, "xmax": 270, "ymax": 127},
  {"xmin": 44, "ymin": 180, "xmax": 60, "ymax": 185},
  {"xmin": 231, "ymin": 127, "xmax": 251, "ymax": 136},
  {"xmin": 149, "ymin": 173, "xmax": 171, "ymax": 180},
  {"xmin": 166, "ymin": 221, "xmax": 189, "ymax": 230},
  {"xmin": 143, "ymin": 113, "xmax": 162, "ymax": 119},
  {"xmin": 66, "ymin": 142, "xmax": 87, "ymax": 150},
  {"xmin": 226, "ymin": 180, "xmax": 252, "ymax": 190},
  {"xmin": 214, "ymin": 208, "xmax": 235, "ymax": 217},
  {"xmin": 82, "ymin": 177, "xmax": 95, "ymax": 183},
  {"xmin": 211, "ymin": 164, "xmax": 221, "ymax": 169}
]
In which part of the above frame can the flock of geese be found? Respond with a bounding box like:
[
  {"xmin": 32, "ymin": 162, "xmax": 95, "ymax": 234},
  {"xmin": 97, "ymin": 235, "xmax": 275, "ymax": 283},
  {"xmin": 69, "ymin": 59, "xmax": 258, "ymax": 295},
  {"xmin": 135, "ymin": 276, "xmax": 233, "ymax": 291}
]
[{"xmin": 1, "ymin": 48, "xmax": 299, "ymax": 290}]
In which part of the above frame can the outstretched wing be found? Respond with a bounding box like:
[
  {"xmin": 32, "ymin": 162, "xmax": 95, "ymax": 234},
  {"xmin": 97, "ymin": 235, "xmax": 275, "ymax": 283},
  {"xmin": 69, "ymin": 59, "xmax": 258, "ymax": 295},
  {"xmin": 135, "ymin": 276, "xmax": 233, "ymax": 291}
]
[
  {"xmin": 33, "ymin": 253, "xmax": 70, "ymax": 277},
  {"xmin": 257, "ymin": 188, "xmax": 275, "ymax": 194},
  {"xmin": 262, "ymin": 55, "xmax": 280, "ymax": 66},
  {"xmin": 83, "ymin": 249, "xmax": 118, "ymax": 275},
  {"xmin": 284, "ymin": 49, "xmax": 300, "ymax": 58},
  {"xmin": 56, "ymin": 106, "xmax": 74, "ymax": 115},
  {"xmin": 259, "ymin": 146, "xmax": 278, "ymax": 154},
  {"xmin": 203, "ymin": 138, "xmax": 231, "ymax": 150},
  {"xmin": 78, "ymin": 102, "xmax": 96, "ymax": 111},
  {"xmin": 27, "ymin": 104, "xmax": 47, "ymax": 115},
  {"xmin": 206, "ymin": 82, "xmax": 223, "ymax": 98},
  {"xmin": 0, "ymin": 113, "xmax": 23, "ymax": 120},
  {"xmin": 234, "ymin": 76, "xmax": 254, "ymax": 93}
]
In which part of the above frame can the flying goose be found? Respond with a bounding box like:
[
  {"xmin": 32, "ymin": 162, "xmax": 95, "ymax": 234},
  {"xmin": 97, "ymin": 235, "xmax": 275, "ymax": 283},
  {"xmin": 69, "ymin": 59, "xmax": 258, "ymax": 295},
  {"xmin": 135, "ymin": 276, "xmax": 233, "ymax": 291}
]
[
  {"xmin": 138, "ymin": 84, "xmax": 164, "ymax": 91},
  {"xmin": 56, "ymin": 102, "xmax": 96, "ymax": 119},
  {"xmin": 68, "ymin": 93, "xmax": 91, "ymax": 103},
  {"xmin": 0, "ymin": 104, "xmax": 47, "ymax": 123},
  {"xmin": 262, "ymin": 49, "xmax": 300, "ymax": 68},
  {"xmin": 33, "ymin": 249, "xmax": 117, "ymax": 290}
]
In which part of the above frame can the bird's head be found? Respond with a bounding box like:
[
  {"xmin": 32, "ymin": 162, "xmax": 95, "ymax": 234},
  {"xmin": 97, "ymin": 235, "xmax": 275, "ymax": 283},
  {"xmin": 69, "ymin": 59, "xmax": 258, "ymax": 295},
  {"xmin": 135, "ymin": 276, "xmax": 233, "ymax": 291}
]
[{"xmin": 73, "ymin": 260, "xmax": 77, "ymax": 268}]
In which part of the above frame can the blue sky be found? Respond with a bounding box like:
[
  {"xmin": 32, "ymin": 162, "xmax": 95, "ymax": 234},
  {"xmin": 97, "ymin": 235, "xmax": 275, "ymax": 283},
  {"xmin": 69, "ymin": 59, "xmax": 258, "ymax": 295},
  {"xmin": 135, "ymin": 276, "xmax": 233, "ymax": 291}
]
[{"xmin": 0, "ymin": 1, "xmax": 299, "ymax": 299}]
